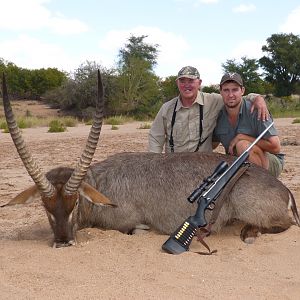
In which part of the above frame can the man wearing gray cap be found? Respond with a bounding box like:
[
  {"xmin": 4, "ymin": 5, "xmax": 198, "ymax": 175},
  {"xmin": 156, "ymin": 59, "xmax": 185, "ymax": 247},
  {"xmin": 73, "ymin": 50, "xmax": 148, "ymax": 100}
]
[
  {"xmin": 148, "ymin": 66, "xmax": 268, "ymax": 154},
  {"xmin": 213, "ymin": 72, "xmax": 284, "ymax": 177}
]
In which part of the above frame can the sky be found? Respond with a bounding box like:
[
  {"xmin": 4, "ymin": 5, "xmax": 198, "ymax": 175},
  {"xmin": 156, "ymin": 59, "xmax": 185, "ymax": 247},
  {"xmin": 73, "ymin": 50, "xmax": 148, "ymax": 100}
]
[{"xmin": 0, "ymin": 0, "xmax": 300, "ymax": 86}]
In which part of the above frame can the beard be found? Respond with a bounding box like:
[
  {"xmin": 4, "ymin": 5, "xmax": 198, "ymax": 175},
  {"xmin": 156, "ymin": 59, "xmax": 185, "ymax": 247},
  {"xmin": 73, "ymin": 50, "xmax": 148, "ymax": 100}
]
[{"xmin": 225, "ymin": 99, "xmax": 242, "ymax": 109}]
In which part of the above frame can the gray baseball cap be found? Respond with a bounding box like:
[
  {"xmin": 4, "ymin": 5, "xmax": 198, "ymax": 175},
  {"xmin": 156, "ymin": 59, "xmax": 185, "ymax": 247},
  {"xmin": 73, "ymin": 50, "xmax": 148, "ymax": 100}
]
[
  {"xmin": 220, "ymin": 73, "xmax": 243, "ymax": 86},
  {"xmin": 176, "ymin": 66, "xmax": 200, "ymax": 80}
]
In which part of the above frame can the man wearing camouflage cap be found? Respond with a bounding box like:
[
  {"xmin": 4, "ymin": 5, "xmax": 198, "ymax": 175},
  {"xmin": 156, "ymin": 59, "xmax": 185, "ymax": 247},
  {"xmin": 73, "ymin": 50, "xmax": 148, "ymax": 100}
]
[
  {"xmin": 148, "ymin": 66, "xmax": 268, "ymax": 153},
  {"xmin": 213, "ymin": 72, "xmax": 284, "ymax": 177}
]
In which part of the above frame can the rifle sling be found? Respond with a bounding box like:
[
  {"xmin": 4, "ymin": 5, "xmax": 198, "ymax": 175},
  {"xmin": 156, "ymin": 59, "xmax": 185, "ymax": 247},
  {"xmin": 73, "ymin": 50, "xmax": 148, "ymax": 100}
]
[{"xmin": 194, "ymin": 163, "xmax": 250, "ymax": 255}]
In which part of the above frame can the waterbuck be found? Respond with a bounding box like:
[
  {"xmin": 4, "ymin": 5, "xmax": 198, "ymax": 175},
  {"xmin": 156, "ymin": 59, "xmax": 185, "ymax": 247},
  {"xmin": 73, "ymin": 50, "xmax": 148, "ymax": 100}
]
[{"xmin": 2, "ymin": 72, "xmax": 299, "ymax": 249}]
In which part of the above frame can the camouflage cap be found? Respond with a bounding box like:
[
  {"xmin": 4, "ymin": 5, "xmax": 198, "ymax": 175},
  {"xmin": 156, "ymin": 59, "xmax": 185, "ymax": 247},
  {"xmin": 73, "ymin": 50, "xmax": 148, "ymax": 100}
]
[
  {"xmin": 176, "ymin": 66, "xmax": 200, "ymax": 80},
  {"xmin": 220, "ymin": 73, "xmax": 243, "ymax": 86}
]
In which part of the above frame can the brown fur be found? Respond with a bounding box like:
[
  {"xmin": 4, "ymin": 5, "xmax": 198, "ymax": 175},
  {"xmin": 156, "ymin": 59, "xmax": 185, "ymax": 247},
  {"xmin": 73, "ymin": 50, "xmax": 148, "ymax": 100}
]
[
  {"xmin": 3, "ymin": 71, "xmax": 298, "ymax": 248},
  {"xmin": 30, "ymin": 151, "xmax": 298, "ymax": 247}
]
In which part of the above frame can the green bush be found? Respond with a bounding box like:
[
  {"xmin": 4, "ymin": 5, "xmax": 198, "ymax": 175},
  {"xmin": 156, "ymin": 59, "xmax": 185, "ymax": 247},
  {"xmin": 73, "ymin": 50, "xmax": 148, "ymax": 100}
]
[
  {"xmin": 292, "ymin": 118, "xmax": 300, "ymax": 124},
  {"xmin": 138, "ymin": 122, "xmax": 151, "ymax": 129},
  {"xmin": 18, "ymin": 118, "xmax": 33, "ymax": 129},
  {"xmin": 48, "ymin": 119, "xmax": 66, "ymax": 132},
  {"xmin": 111, "ymin": 125, "xmax": 119, "ymax": 130},
  {"xmin": 61, "ymin": 116, "xmax": 78, "ymax": 127},
  {"xmin": 0, "ymin": 120, "xmax": 8, "ymax": 130},
  {"xmin": 84, "ymin": 119, "xmax": 93, "ymax": 125},
  {"xmin": 267, "ymin": 95, "xmax": 300, "ymax": 118},
  {"xmin": 105, "ymin": 115, "xmax": 134, "ymax": 125}
]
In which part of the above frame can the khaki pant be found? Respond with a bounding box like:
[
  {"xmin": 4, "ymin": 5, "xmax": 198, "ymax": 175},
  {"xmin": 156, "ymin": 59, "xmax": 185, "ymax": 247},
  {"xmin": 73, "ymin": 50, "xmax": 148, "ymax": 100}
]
[{"xmin": 267, "ymin": 152, "xmax": 284, "ymax": 178}]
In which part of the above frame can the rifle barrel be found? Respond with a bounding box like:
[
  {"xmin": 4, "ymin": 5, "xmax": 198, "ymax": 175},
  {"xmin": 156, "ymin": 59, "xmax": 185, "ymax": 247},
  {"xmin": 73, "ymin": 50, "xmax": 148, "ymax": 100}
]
[{"xmin": 202, "ymin": 121, "xmax": 274, "ymax": 198}]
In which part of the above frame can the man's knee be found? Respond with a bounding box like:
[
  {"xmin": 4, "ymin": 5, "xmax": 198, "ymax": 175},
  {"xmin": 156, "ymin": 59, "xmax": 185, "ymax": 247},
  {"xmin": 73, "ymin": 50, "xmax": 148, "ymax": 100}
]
[
  {"xmin": 236, "ymin": 141, "xmax": 267, "ymax": 168},
  {"xmin": 235, "ymin": 140, "xmax": 251, "ymax": 155}
]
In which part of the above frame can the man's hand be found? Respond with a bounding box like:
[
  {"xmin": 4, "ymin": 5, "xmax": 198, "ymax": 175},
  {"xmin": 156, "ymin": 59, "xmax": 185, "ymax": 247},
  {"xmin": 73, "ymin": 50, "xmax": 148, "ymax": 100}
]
[{"xmin": 250, "ymin": 95, "xmax": 269, "ymax": 121}]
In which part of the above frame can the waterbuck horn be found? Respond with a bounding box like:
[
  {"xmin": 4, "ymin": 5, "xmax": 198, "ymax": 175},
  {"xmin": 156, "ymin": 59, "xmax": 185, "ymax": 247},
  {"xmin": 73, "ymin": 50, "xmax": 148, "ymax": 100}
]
[
  {"xmin": 2, "ymin": 73, "xmax": 56, "ymax": 199},
  {"xmin": 64, "ymin": 70, "xmax": 104, "ymax": 195}
]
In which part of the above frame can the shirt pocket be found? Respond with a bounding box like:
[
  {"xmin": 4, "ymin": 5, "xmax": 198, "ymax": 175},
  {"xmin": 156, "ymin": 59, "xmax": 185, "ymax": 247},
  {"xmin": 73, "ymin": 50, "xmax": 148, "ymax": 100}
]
[
  {"xmin": 172, "ymin": 121, "xmax": 187, "ymax": 145},
  {"xmin": 202, "ymin": 118, "xmax": 214, "ymax": 139}
]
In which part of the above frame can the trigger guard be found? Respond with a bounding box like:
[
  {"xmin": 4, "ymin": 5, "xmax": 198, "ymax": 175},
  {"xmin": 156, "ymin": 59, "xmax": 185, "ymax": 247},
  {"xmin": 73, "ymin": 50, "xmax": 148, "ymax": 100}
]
[{"xmin": 207, "ymin": 202, "xmax": 215, "ymax": 210}]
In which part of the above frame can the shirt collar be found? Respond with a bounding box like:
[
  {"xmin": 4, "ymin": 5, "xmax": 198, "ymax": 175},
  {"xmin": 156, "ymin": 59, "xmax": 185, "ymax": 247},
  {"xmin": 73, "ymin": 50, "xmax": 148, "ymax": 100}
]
[{"xmin": 177, "ymin": 91, "xmax": 203, "ymax": 111}]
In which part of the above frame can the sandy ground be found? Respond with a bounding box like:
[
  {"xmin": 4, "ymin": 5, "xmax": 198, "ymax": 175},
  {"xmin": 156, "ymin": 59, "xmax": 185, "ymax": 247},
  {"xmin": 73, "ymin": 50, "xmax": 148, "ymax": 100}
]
[{"xmin": 0, "ymin": 115, "xmax": 300, "ymax": 299}]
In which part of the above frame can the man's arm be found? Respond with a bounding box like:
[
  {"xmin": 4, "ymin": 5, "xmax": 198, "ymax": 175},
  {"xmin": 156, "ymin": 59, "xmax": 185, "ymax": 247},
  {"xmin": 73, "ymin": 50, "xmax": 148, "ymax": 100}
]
[
  {"xmin": 245, "ymin": 94, "xmax": 269, "ymax": 121},
  {"xmin": 228, "ymin": 134, "xmax": 281, "ymax": 155},
  {"xmin": 213, "ymin": 92, "xmax": 269, "ymax": 121},
  {"xmin": 148, "ymin": 107, "xmax": 166, "ymax": 153}
]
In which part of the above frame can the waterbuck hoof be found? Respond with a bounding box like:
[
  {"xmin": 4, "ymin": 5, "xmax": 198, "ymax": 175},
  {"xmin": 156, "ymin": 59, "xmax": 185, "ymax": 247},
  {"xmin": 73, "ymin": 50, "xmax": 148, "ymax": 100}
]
[
  {"xmin": 53, "ymin": 240, "xmax": 76, "ymax": 248},
  {"xmin": 240, "ymin": 224, "xmax": 261, "ymax": 243}
]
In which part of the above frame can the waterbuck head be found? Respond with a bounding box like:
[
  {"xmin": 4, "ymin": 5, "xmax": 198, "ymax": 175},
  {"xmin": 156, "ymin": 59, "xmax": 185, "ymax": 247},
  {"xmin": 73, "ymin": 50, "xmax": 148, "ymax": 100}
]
[{"xmin": 2, "ymin": 71, "xmax": 115, "ymax": 248}]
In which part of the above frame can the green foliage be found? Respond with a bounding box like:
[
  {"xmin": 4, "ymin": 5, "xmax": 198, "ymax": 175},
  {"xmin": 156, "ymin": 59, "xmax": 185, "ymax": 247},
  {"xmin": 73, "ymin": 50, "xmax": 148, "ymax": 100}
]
[
  {"xmin": 104, "ymin": 115, "xmax": 133, "ymax": 125},
  {"xmin": 267, "ymin": 95, "xmax": 300, "ymax": 118},
  {"xmin": 133, "ymin": 114, "xmax": 153, "ymax": 122},
  {"xmin": 222, "ymin": 56, "xmax": 265, "ymax": 94},
  {"xmin": 111, "ymin": 125, "xmax": 119, "ymax": 130},
  {"xmin": 2, "ymin": 32, "xmax": 300, "ymax": 120},
  {"xmin": 17, "ymin": 118, "xmax": 33, "ymax": 128},
  {"xmin": 160, "ymin": 76, "xmax": 178, "ymax": 102},
  {"xmin": 138, "ymin": 122, "xmax": 151, "ymax": 129},
  {"xmin": 44, "ymin": 61, "xmax": 116, "ymax": 119},
  {"xmin": 292, "ymin": 118, "xmax": 300, "ymax": 124},
  {"xmin": 111, "ymin": 35, "xmax": 162, "ymax": 117},
  {"xmin": 0, "ymin": 120, "xmax": 8, "ymax": 130},
  {"xmin": 259, "ymin": 33, "xmax": 300, "ymax": 97},
  {"xmin": 0, "ymin": 116, "xmax": 78, "ymax": 129},
  {"xmin": 105, "ymin": 116, "xmax": 124, "ymax": 125},
  {"xmin": 46, "ymin": 61, "xmax": 100, "ymax": 112},
  {"xmin": 0, "ymin": 58, "xmax": 67, "ymax": 99},
  {"xmin": 84, "ymin": 119, "xmax": 93, "ymax": 125},
  {"xmin": 48, "ymin": 119, "xmax": 66, "ymax": 132},
  {"xmin": 202, "ymin": 85, "xmax": 220, "ymax": 93},
  {"xmin": 61, "ymin": 117, "xmax": 78, "ymax": 127},
  {"xmin": 118, "ymin": 35, "xmax": 158, "ymax": 70}
]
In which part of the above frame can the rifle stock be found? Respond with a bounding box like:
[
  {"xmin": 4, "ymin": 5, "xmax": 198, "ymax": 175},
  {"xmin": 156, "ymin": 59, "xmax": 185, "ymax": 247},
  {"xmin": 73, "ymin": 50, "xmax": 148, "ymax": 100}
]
[{"xmin": 162, "ymin": 122, "xmax": 274, "ymax": 254}]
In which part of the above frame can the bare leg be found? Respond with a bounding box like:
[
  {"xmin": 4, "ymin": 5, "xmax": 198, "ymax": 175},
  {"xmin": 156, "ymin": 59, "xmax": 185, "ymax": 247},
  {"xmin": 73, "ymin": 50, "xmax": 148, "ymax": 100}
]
[{"xmin": 235, "ymin": 141, "xmax": 269, "ymax": 169}]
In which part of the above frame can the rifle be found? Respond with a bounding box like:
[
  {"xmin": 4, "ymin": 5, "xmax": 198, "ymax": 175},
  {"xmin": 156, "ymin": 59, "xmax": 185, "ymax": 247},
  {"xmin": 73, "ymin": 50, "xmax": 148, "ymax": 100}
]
[{"xmin": 162, "ymin": 122, "xmax": 274, "ymax": 254}]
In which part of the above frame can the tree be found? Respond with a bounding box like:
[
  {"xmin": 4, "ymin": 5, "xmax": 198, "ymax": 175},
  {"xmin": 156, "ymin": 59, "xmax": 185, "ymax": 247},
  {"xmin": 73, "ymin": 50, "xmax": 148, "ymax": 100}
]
[
  {"xmin": 202, "ymin": 84, "xmax": 219, "ymax": 94},
  {"xmin": 222, "ymin": 56, "xmax": 265, "ymax": 94},
  {"xmin": 159, "ymin": 75, "xmax": 178, "ymax": 102},
  {"xmin": 118, "ymin": 35, "xmax": 158, "ymax": 70},
  {"xmin": 0, "ymin": 58, "xmax": 67, "ymax": 99},
  {"xmin": 259, "ymin": 33, "xmax": 300, "ymax": 96},
  {"xmin": 45, "ymin": 61, "xmax": 107, "ymax": 116},
  {"xmin": 115, "ymin": 35, "xmax": 161, "ymax": 116},
  {"xmin": 29, "ymin": 68, "xmax": 67, "ymax": 99}
]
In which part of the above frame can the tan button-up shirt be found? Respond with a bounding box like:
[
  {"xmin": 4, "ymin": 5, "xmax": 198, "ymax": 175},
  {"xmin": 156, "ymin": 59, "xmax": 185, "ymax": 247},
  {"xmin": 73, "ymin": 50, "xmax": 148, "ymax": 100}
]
[{"xmin": 148, "ymin": 91, "xmax": 257, "ymax": 153}]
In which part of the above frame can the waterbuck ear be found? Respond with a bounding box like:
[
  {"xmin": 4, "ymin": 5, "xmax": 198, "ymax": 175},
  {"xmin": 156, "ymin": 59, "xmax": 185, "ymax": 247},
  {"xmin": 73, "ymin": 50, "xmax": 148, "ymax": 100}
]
[
  {"xmin": 1, "ymin": 185, "xmax": 39, "ymax": 207},
  {"xmin": 79, "ymin": 182, "xmax": 117, "ymax": 207}
]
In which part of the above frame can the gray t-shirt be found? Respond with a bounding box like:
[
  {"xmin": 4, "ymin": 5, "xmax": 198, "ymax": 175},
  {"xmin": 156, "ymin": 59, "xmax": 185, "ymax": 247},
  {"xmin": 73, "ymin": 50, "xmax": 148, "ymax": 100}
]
[{"xmin": 213, "ymin": 99, "xmax": 282, "ymax": 157}]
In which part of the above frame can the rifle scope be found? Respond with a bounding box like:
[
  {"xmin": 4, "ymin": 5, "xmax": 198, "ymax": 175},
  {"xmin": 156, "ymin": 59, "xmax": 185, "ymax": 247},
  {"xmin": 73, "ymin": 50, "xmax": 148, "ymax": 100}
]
[{"xmin": 187, "ymin": 161, "xmax": 229, "ymax": 203}]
